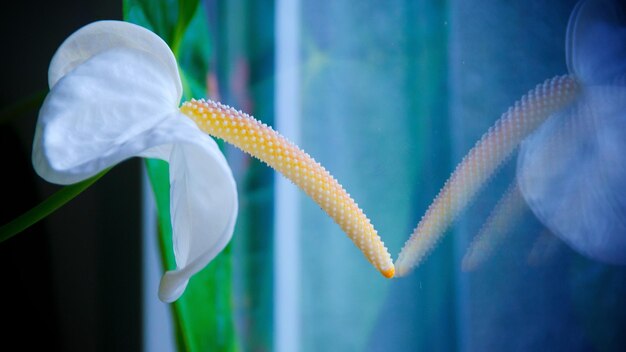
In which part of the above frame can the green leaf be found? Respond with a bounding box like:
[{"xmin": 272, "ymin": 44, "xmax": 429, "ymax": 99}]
[
  {"xmin": 124, "ymin": 0, "xmax": 176, "ymax": 45},
  {"xmin": 177, "ymin": 9, "xmax": 211, "ymax": 99},
  {"xmin": 123, "ymin": 0, "xmax": 199, "ymax": 55},
  {"xmin": 144, "ymin": 158, "xmax": 236, "ymax": 352},
  {"xmin": 0, "ymin": 169, "xmax": 108, "ymax": 243},
  {"xmin": 172, "ymin": 0, "xmax": 200, "ymax": 54},
  {"xmin": 125, "ymin": 1, "xmax": 236, "ymax": 351}
]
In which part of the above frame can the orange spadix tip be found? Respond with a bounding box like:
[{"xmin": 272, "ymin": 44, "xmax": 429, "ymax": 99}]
[{"xmin": 381, "ymin": 266, "xmax": 395, "ymax": 279}]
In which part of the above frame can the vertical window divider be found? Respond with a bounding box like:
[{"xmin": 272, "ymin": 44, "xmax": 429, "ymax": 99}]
[{"xmin": 275, "ymin": 0, "xmax": 301, "ymax": 351}]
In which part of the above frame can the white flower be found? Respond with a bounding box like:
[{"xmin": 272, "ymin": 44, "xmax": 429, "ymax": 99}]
[{"xmin": 32, "ymin": 20, "xmax": 238, "ymax": 302}]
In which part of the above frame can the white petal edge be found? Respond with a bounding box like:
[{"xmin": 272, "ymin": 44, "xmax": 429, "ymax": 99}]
[
  {"xmin": 48, "ymin": 20, "xmax": 181, "ymax": 100},
  {"xmin": 155, "ymin": 138, "xmax": 238, "ymax": 303}
]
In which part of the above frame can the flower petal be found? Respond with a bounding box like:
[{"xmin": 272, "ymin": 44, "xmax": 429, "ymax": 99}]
[
  {"xmin": 129, "ymin": 112, "xmax": 238, "ymax": 302},
  {"xmin": 48, "ymin": 20, "xmax": 181, "ymax": 97},
  {"xmin": 517, "ymin": 87, "xmax": 626, "ymax": 264},
  {"xmin": 34, "ymin": 20, "xmax": 238, "ymax": 302},
  {"xmin": 566, "ymin": 0, "xmax": 626, "ymax": 85},
  {"xmin": 156, "ymin": 138, "xmax": 238, "ymax": 303},
  {"xmin": 33, "ymin": 45, "xmax": 181, "ymax": 184}
]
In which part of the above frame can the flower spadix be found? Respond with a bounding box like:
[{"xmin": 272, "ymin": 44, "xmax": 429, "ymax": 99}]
[
  {"xmin": 34, "ymin": 20, "xmax": 394, "ymax": 299},
  {"xmin": 33, "ymin": 21, "xmax": 238, "ymax": 302},
  {"xmin": 179, "ymin": 99, "xmax": 395, "ymax": 278}
]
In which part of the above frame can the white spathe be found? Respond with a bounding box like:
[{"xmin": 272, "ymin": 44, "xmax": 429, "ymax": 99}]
[{"xmin": 32, "ymin": 21, "xmax": 238, "ymax": 302}]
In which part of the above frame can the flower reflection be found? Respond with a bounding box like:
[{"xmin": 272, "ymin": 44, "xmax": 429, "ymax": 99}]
[
  {"xmin": 396, "ymin": 0, "xmax": 626, "ymax": 274},
  {"xmin": 395, "ymin": 76, "xmax": 580, "ymax": 276},
  {"xmin": 518, "ymin": 0, "xmax": 626, "ymax": 265},
  {"xmin": 461, "ymin": 180, "xmax": 525, "ymax": 272}
]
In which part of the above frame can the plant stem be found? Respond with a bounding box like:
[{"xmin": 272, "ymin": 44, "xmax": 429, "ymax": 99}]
[{"xmin": 0, "ymin": 170, "xmax": 109, "ymax": 243}]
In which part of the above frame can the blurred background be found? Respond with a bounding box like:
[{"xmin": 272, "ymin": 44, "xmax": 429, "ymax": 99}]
[{"xmin": 2, "ymin": 0, "xmax": 626, "ymax": 351}]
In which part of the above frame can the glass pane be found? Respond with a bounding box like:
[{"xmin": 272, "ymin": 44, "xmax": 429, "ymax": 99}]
[
  {"xmin": 281, "ymin": 1, "xmax": 453, "ymax": 350},
  {"xmin": 450, "ymin": 1, "xmax": 626, "ymax": 351},
  {"xmin": 275, "ymin": 0, "xmax": 626, "ymax": 351}
]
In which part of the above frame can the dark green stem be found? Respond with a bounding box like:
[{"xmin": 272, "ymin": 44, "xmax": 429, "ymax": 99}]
[{"xmin": 0, "ymin": 169, "xmax": 109, "ymax": 243}]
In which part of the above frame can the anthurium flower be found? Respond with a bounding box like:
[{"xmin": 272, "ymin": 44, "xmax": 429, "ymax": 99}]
[
  {"xmin": 33, "ymin": 20, "xmax": 395, "ymax": 298},
  {"xmin": 32, "ymin": 21, "xmax": 238, "ymax": 302}
]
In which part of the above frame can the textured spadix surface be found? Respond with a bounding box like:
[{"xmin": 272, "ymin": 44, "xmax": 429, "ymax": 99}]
[
  {"xmin": 181, "ymin": 99, "xmax": 395, "ymax": 278},
  {"xmin": 462, "ymin": 181, "xmax": 526, "ymax": 271}
]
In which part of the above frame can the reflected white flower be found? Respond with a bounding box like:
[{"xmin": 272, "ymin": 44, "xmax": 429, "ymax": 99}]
[
  {"xmin": 396, "ymin": 0, "xmax": 626, "ymax": 275},
  {"xmin": 32, "ymin": 21, "xmax": 238, "ymax": 302},
  {"xmin": 518, "ymin": 0, "xmax": 626, "ymax": 264}
]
